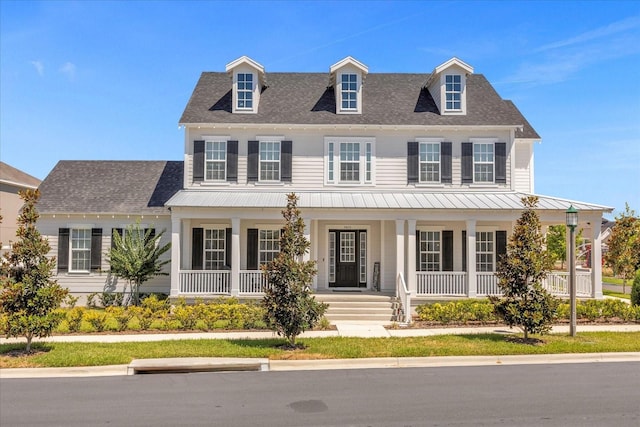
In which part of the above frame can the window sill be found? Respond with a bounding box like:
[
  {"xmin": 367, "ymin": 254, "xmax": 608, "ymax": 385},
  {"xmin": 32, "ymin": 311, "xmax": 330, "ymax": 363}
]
[
  {"xmin": 413, "ymin": 183, "xmax": 446, "ymax": 188},
  {"xmin": 196, "ymin": 181, "xmax": 231, "ymax": 187},
  {"xmin": 467, "ymin": 183, "xmax": 502, "ymax": 189},
  {"xmin": 325, "ymin": 182, "xmax": 375, "ymax": 187},
  {"xmin": 253, "ymin": 181, "xmax": 287, "ymax": 186}
]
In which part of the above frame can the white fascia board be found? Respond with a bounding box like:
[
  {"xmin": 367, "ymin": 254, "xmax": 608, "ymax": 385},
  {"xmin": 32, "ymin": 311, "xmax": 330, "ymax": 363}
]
[
  {"xmin": 329, "ymin": 56, "xmax": 369, "ymax": 74},
  {"xmin": 179, "ymin": 123, "xmax": 524, "ymax": 132},
  {"xmin": 515, "ymin": 137, "xmax": 542, "ymax": 144},
  {"xmin": 225, "ymin": 56, "xmax": 265, "ymax": 74},
  {"xmin": 425, "ymin": 57, "xmax": 474, "ymax": 87},
  {"xmin": 0, "ymin": 179, "xmax": 39, "ymax": 189}
]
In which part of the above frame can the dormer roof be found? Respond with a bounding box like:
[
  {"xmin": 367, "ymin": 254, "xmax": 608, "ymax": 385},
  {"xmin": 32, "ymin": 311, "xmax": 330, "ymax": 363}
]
[
  {"xmin": 425, "ymin": 57, "xmax": 474, "ymax": 87},
  {"xmin": 329, "ymin": 56, "xmax": 369, "ymax": 75},
  {"xmin": 225, "ymin": 56, "xmax": 267, "ymax": 86}
]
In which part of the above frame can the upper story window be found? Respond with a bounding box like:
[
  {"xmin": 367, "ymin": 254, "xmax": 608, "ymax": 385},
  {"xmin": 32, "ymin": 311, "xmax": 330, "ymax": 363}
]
[
  {"xmin": 420, "ymin": 142, "xmax": 440, "ymax": 183},
  {"xmin": 237, "ymin": 73, "xmax": 254, "ymax": 110},
  {"xmin": 260, "ymin": 141, "xmax": 281, "ymax": 182},
  {"xmin": 473, "ymin": 143, "xmax": 494, "ymax": 183},
  {"xmin": 205, "ymin": 141, "xmax": 226, "ymax": 181},
  {"xmin": 325, "ymin": 137, "xmax": 374, "ymax": 185},
  {"xmin": 341, "ymin": 74, "xmax": 358, "ymax": 110},
  {"xmin": 71, "ymin": 228, "xmax": 91, "ymax": 272},
  {"xmin": 445, "ymin": 75, "xmax": 462, "ymax": 111}
]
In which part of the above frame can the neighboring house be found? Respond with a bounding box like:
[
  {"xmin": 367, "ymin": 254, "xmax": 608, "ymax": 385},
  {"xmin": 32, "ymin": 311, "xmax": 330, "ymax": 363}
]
[
  {"xmin": 0, "ymin": 162, "xmax": 41, "ymax": 252},
  {"xmin": 37, "ymin": 56, "xmax": 612, "ymax": 307}
]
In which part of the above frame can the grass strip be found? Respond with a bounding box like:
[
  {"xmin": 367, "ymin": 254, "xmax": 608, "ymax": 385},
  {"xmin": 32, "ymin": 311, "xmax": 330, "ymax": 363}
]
[{"xmin": 2, "ymin": 332, "xmax": 639, "ymax": 369}]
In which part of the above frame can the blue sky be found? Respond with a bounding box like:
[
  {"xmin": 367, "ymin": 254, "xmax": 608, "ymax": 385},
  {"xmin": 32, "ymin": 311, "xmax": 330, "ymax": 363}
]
[{"xmin": 1, "ymin": 1, "xmax": 639, "ymax": 218}]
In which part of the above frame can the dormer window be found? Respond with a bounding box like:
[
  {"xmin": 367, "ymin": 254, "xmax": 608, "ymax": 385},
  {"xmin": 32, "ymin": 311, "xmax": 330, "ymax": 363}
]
[
  {"xmin": 445, "ymin": 75, "xmax": 462, "ymax": 111},
  {"xmin": 341, "ymin": 73, "xmax": 358, "ymax": 110},
  {"xmin": 237, "ymin": 73, "xmax": 254, "ymax": 109}
]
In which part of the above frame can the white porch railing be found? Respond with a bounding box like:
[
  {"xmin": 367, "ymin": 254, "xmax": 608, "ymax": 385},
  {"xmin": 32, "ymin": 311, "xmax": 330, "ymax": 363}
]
[
  {"xmin": 396, "ymin": 273, "xmax": 412, "ymax": 324},
  {"xmin": 239, "ymin": 270, "xmax": 269, "ymax": 294},
  {"xmin": 416, "ymin": 272, "xmax": 467, "ymax": 296},
  {"xmin": 542, "ymin": 272, "xmax": 592, "ymax": 297},
  {"xmin": 179, "ymin": 270, "xmax": 230, "ymax": 294},
  {"xmin": 477, "ymin": 272, "xmax": 501, "ymax": 296}
]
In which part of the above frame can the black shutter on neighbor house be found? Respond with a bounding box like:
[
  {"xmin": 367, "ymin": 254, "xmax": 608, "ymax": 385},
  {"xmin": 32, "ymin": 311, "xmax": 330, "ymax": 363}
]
[
  {"xmin": 442, "ymin": 230, "xmax": 454, "ymax": 271},
  {"xmin": 441, "ymin": 142, "xmax": 452, "ymax": 184},
  {"xmin": 495, "ymin": 142, "xmax": 506, "ymax": 184},
  {"xmin": 496, "ymin": 230, "xmax": 507, "ymax": 265},
  {"xmin": 192, "ymin": 228, "xmax": 203, "ymax": 270},
  {"xmin": 91, "ymin": 228, "xmax": 102, "ymax": 272},
  {"xmin": 462, "ymin": 230, "xmax": 467, "ymax": 272},
  {"xmin": 247, "ymin": 140, "xmax": 259, "ymax": 182},
  {"xmin": 407, "ymin": 141, "xmax": 419, "ymax": 183},
  {"xmin": 57, "ymin": 228, "xmax": 70, "ymax": 273},
  {"xmin": 193, "ymin": 140, "xmax": 205, "ymax": 183},
  {"xmin": 247, "ymin": 228, "xmax": 258, "ymax": 270},
  {"xmin": 144, "ymin": 228, "xmax": 156, "ymax": 244},
  {"xmin": 227, "ymin": 140, "xmax": 238, "ymax": 182},
  {"xmin": 225, "ymin": 228, "xmax": 232, "ymax": 268},
  {"xmin": 111, "ymin": 228, "xmax": 123, "ymax": 249},
  {"xmin": 281, "ymin": 140, "xmax": 292, "ymax": 182},
  {"xmin": 461, "ymin": 142, "xmax": 473, "ymax": 184},
  {"xmin": 416, "ymin": 230, "xmax": 421, "ymax": 271}
]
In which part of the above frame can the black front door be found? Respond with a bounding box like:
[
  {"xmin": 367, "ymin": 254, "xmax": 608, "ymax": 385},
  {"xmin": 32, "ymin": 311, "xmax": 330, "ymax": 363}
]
[{"xmin": 329, "ymin": 230, "xmax": 366, "ymax": 288}]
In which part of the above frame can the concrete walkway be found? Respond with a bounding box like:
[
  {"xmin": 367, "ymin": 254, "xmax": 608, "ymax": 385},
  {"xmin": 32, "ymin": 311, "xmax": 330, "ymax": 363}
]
[{"xmin": 2, "ymin": 324, "xmax": 639, "ymax": 379}]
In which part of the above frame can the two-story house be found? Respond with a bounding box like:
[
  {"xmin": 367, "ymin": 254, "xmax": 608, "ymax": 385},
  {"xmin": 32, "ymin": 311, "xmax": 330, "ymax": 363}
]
[{"xmin": 36, "ymin": 56, "xmax": 612, "ymax": 311}]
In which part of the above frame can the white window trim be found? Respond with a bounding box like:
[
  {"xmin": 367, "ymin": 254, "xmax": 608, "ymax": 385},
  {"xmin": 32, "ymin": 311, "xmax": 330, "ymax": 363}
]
[
  {"xmin": 470, "ymin": 138, "xmax": 497, "ymax": 184},
  {"xmin": 258, "ymin": 227, "xmax": 281, "ymax": 266},
  {"xmin": 416, "ymin": 137, "xmax": 443, "ymax": 184},
  {"xmin": 324, "ymin": 137, "xmax": 375, "ymax": 185},
  {"xmin": 235, "ymin": 72, "xmax": 254, "ymax": 111},
  {"xmin": 441, "ymin": 73, "xmax": 467, "ymax": 115},
  {"xmin": 258, "ymin": 140, "xmax": 281, "ymax": 183},
  {"xmin": 69, "ymin": 226, "xmax": 92, "ymax": 273},
  {"xmin": 475, "ymin": 230, "xmax": 495, "ymax": 272},
  {"xmin": 417, "ymin": 228, "xmax": 442, "ymax": 272},
  {"xmin": 339, "ymin": 72, "xmax": 359, "ymax": 112},
  {"xmin": 444, "ymin": 74, "xmax": 462, "ymax": 111},
  {"xmin": 204, "ymin": 228, "xmax": 226, "ymax": 271},
  {"xmin": 203, "ymin": 139, "xmax": 227, "ymax": 182}
]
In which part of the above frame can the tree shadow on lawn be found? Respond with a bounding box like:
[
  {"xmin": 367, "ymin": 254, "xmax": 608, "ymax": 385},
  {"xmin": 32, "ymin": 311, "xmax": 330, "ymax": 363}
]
[
  {"xmin": 457, "ymin": 333, "xmax": 545, "ymax": 346},
  {"xmin": 0, "ymin": 342, "xmax": 53, "ymax": 357},
  {"xmin": 225, "ymin": 338, "xmax": 311, "ymax": 352}
]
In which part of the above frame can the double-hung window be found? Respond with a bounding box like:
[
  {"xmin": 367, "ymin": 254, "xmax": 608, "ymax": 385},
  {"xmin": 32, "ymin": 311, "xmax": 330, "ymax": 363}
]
[
  {"xmin": 474, "ymin": 143, "xmax": 494, "ymax": 183},
  {"xmin": 419, "ymin": 142, "xmax": 440, "ymax": 183},
  {"xmin": 340, "ymin": 73, "xmax": 357, "ymax": 111},
  {"xmin": 325, "ymin": 137, "xmax": 374, "ymax": 185},
  {"xmin": 205, "ymin": 141, "xmax": 226, "ymax": 181},
  {"xmin": 259, "ymin": 229, "xmax": 280, "ymax": 266},
  {"xmin": 476, "ymin": 231, "xmax": 494, "ymax": 272},
  {"xmin": 260, "ymin": 141, "xmax": 281, "ymax": 182},
  {"xmin": 445, "ymin": 74, "xmax": 462, "ymax": 111},
  {"xmin": 418, "ymin": 231, "xmax": 441, "ymax": 272},
  {"xmin": 237, "ymin": 73, "xmax": 253, "ymax": 109},
  {"xmin": 204, "ymin": 229, "xmax": 226, "ymax": 270},
  {"xmin": 70, "ymin": 228, "xmax": 91, "ymax": 272}
]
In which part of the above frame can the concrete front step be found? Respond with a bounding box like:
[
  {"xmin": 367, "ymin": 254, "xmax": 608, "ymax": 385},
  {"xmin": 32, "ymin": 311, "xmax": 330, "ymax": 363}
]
[{"xmin": 318, "ymin": 294, "xmax": 398, "ymax": 322}]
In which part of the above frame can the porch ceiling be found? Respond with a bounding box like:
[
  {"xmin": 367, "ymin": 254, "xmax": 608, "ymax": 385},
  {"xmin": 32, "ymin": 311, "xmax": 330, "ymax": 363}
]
[{"xmin": 167, "ymin": 190, "xmax": 612, "ymax": 212}]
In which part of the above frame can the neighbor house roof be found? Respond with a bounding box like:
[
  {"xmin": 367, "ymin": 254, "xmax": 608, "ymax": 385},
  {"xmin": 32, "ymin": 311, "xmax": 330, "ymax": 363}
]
[
  {"xmin": 38, "ymin": 161, "xmax": 183, "ymax": 215},
  {"xmin": 0, "ymin": 161, "xmax": 41, "ymax": 189},
  {"xmin": 180, "ymin": 72, "xmax": 540, "ymax": 139},
  {"xmin": 167, "ymin": 190, "xmax": 612, "ymax": 212}
]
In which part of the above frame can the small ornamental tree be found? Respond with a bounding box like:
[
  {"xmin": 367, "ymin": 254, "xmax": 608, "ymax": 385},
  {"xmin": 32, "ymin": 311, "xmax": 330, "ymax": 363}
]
[
  {"xmin": 106, "ymin": 221, "xmax": 171, "ymax": 306},
  {"xmin": 546, "ymin": 225, "xmax": 583, "ymax": 270},
  {"xmin": 605, "ymin": 204, "xmax": 640, "ymax": 294},
  {"xmin": 262, "ymin": 193, "xmax": 327, "ymax": 347},
  {"xmin": 489, "ymin": 196, "xmax": 558, "ymax": 341},
  {"xmin": 0, "ymin": 189, "xmax": 68, "ymax": 352}
]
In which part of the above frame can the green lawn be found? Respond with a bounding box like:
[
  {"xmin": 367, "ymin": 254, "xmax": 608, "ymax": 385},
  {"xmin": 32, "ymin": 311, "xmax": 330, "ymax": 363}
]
[
  {"xmin": 2, "ymin": 332, "xmax": 639, "ymax": 369},
  {"xmin": 603, "ymin": 290, "xmax": 631, "ymax": 299}
]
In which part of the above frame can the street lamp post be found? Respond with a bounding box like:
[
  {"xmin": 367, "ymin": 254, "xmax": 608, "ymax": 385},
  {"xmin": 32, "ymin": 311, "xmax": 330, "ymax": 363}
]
[{"xmin": 566, "ymin": 205, "xmax": 579, "ymax": 337}]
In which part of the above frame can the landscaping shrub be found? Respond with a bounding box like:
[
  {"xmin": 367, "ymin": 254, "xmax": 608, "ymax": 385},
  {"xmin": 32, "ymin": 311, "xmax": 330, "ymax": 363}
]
[
  {"xmin": 99, "ymin": 292, "xmax": 124, "ymax": 307},
  {"xmin": 416, "ymin": 300, "xmax": 498, "ymax": 324},
  {"xmin": 84, "ymin": 310, "xmax": 108, "ymax": 332},
  {"xmin": 631, "ymin": 270, "xmax": 640, "ymax": 307},
  {"xmin": 105, "ymin": 306, "xmax": 134, "ymax": 331},
  {"xmin": 66, "ymin": 307, "xmax": 85, "ymax": 333}
]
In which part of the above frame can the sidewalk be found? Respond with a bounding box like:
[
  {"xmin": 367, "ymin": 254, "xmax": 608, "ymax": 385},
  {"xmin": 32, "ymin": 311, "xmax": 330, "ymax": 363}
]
[{"xmin": 2, "ymin": 323, "xmax": 640, "ymax": 379}]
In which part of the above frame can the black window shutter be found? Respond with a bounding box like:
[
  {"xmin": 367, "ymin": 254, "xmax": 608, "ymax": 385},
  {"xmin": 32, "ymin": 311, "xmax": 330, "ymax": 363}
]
[
  {"xmin": 407, "ymin": 141, "xmax": 419, "ymax": 183},
  {"xmin": 441, "ymin": 142, "xmax": 452, "ymax": 184},
  {"xmin": 416, "ymin": 230, "xmax": 421, "ymax": 271},
  {"xmin": 57, "ymin": 228, "xmax": 70, "ymax": 273},
  {"xmin": 247, "ymin": 140, "xmax": 259, "ymax": 182},
  {"xmin": 281, "ymin": 140, "xmax": 292, "ymax": 182},
  {"xmin": 192, "ymin": 228, "xmax": 203, "ymax": 270},
  {"xmin": 91, "ymin": 228, "xmax": 102, "ymax": 272},
  {"xmin": 225, "ymin": 228, "xmax": 232, "ymax": 269},
  {"xmin": 144, "ymin": 228, "xmax": 156, "ymax": 244},
  {"xmin": 247, "ymin": 228, "xmax": 258, "ymax": 270},
  {"xmin": 111, "ymin": 228, "xmax": 123, "ymax": 249},
  {"xmin": 461, "ymin": 230, "xmax": 467, "ymax": 272},
  {"xmin": 461, "ymin": 142, "xmax": 473, "ymax": 184},
  {"xmin": 227, "ymin": 140, "xmax": 238, "ymax": 182},
  {"xmin": 193, "ymin": 140, "xmax": 205, "ymax": 183},
  {"xmin": 442, "ymin": 230, "xmax": 454, "ymax": 271},
  {"xmin": 496, "ymin": 230, "xmax": 508, "ymax": 265},
  {"xmin": 495, "ymin": 142, "xmax": 506, "ymax": 184}
]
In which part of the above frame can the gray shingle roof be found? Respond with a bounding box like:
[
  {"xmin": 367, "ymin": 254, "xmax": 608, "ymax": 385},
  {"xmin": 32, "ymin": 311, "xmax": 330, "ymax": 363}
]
[
  {"xmin": 180, "ymin": 72, "xmax": 540, "ymax": 139},
  {"xmin": 38, "ymin": 161, "xmax": 183, "ymax": 215},
  {"xmin": 0, "ymin": 161, "xmax": 41, "ymax": 188}
]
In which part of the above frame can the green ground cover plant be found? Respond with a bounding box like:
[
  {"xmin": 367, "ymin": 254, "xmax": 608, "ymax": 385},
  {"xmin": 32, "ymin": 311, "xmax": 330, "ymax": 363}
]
[{"xmin": 2, "ymin": 332, "xmax": 639, "ymax": 369}]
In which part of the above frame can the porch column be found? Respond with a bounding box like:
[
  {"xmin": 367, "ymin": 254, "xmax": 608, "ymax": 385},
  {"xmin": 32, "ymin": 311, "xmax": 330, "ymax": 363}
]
[
  {"xmin": 590, "ymin": 216, "xmax": 603, "ymax": 299},
  {"xmin": 182, "ymin": 219, "xmax": 191, "ymax": 270},
  {"xmin": 407, "ymin": 219, "xmax": 417, "ymax": 294},
  {"xmin": 380, "ymin": 220, "xmax": 386, "ymax": 292},
  {"xmin": 170, "ymin": 217, "xmax": 181, "ymax": 297},
  {"xmin": 230, "ymin": 217, "xmax": 240, "ymax": 296},
  {"xmin": 311, "ymin": 218, "xmax": 318, "ymax": 289},
  {"xmin": 395, "ymin": 220, "xmax": 405, "ymax": 286},
  {"xmin": 466, "ymin": 219, "xmax": 477, "ymax": 297}
]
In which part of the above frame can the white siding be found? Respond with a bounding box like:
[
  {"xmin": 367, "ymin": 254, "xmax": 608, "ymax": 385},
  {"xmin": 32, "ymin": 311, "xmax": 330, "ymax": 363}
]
[{"xmin": 514, "ymin": 141, "xmax": 533, "ymax": 192}]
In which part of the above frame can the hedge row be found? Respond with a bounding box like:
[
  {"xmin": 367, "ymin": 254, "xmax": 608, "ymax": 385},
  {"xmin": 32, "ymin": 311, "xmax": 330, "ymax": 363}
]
[{"xmin": 416, "ymin": 299, "xmax": 640, "ymax": 325}]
